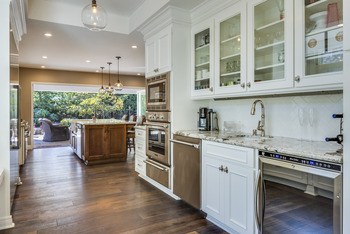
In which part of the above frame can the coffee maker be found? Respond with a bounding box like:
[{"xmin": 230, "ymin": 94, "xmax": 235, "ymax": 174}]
[{"xmin": 198, "ymin": 108, "xmax": 219, "ymax": 131}]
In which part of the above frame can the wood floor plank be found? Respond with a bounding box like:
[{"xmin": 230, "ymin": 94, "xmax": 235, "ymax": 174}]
[{"xmin": 0, "ymin": 147, "xmax": 225, "ymax": 234}]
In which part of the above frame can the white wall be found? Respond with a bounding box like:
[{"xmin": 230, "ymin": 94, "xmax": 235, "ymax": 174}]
[
  {"xmin": 207, "ymin": 94, "xmax": 343, "ymax": 141},
  {"xmin": 0, "ymin": 0, "xmax": 14, "ymax": 230}
]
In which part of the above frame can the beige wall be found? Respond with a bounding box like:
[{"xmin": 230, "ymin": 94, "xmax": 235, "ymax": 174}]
[{"xmin": 19, "ymin": 67, "xmax": 145, "ymax": 146}]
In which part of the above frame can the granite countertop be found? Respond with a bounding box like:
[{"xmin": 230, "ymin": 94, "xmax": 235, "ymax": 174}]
[
  {"xmin": 74, "ymin": 119, "xmax": 135, "ymax": 125},
  {"xmin": 174, "ymin": 130, "xmax": 343, "ymax": 164}
]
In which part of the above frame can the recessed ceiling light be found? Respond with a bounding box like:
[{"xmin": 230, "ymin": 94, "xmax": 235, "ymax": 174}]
[
  {"xmin": 42, "ymin": 55, "xmax": 48, "ymax": 59},
  {"xmin": 86, "ymin": 60, "xmax": 91, "ymax": 63},
  {"xmin": 41, "ymin": 66, "xmax": 46, "ymax": 69},
  {"xmin": 95, "ymin": 70, "xmax": 99, "ymax": 72},
  {"xmin": 10, "ymin": 29, "xmax": 13, "ymax": 32},
  {"xmin": 131, "ymin": 45, "xmax": 138, "ymax": 49},
  {"xmin": 137, "ymin": 73, "xmax": 141, "ymax": 76},
  {"xmin": 44, "ymin": 33, "xmax": 52, "ymax": 37}
]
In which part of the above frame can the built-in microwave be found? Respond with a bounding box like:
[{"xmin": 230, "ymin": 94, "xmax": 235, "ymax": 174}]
[{"xmin": 146, "ymin": 72, "xmax": 170, "ymax": 111}]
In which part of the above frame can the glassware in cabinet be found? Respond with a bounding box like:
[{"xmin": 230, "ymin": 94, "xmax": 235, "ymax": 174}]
[
  {"xmin": 304, "ymin": 0, "xmax": 343, "ymax": 76},
  {"xmin": 194, "ymin": 28, "xmax": 211, "ymax": 91},
  {"xmin": 219, "ymin": 14, "xmax": 242, "ymax": 87},
  {"xmin": 253, "ymin": 0, "xmax": 286, "ymax": 83}
]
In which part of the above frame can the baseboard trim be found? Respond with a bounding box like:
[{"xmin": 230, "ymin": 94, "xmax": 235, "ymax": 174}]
[
  {"xmin": 0, "ymin": 215, "xmax": 14, "ymax": 231},
  {"xmin": 138, "ymin": 174, "xmax": 180, "ymax": 200}
]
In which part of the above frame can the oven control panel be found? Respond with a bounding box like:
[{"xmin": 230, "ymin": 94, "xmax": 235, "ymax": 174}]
[
  {"xmin": 146, "ymin": 111, "xmax": 170, "ymax": 123},
  {"xmin": 259, "ymin": 151, "xmax": 342, "ymax": 172}
]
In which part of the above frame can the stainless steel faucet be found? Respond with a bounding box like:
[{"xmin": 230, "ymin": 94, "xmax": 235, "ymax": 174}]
[{"xmin": 250, "ymin": 100, "xmax": 265, "ymax": 137}]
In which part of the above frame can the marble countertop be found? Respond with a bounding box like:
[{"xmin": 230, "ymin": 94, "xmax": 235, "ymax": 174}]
[
  {"xmin": 73, "ymin": 119, "xmax": 135, "ymax": 125},
  {"xmin": 174, "ymin": 130, "xmax": 343, "ymax": 164}
]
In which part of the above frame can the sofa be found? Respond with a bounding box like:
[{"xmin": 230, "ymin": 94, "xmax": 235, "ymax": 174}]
[{"xmin": 39, "ymin": 118, "xmax": 70, "ymax": 142}]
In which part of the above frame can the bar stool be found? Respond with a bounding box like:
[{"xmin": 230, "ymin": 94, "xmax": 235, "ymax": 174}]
[{"xmin": 126, "ymin": 115, "xmax": 137, "ymax": 153}]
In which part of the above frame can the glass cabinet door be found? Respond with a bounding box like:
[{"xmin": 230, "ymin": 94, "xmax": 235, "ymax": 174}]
[
  {"xmin": 219, "ymin": 15, "xmax": 241, "ymax": 88},
  {"xmin": 194, "ymin": 28, "xmax": 211, "ymax": 92},
  {"xmin": 254, "ymin": 0, "xmax": 285, "ymax": 82},
  {"xmin": 304, "ymin": 0, "xmax": 343, "ymax": 76}
]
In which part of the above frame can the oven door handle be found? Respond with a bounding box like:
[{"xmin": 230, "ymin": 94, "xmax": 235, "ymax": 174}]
[
  {"xmin": 255, "ymin": 169, "xmax": 262, "ymax": 233},
  {"xmin": 144, "ymin": 160, "xmax": 168, "ymax": 172},
  {"xmin": 169, "ymin": 139, "xmax": 200, "ymax": 149},
  {"xmin": 144, "ymin": 122, "xmax": 169, "ymax": 128}
]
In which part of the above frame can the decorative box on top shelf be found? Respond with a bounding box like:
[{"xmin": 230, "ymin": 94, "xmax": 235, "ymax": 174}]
[
  {"xmin": 305, "ymin": 31, "xmax": 325, "ymax": 57},
  {"xmin": 327, "ymin": 27, "xmax": 343, "ymax": 52}
]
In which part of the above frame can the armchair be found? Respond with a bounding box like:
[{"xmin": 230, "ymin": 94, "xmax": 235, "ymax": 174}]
[{"xmin": 39, "ymin": 118, "xmax": 70, "ymax": 142}]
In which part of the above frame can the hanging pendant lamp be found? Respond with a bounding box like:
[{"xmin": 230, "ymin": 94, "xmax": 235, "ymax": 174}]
[
  {"xmin": 105, "ymin": 62, "xmax": 114, "ymax": 93},
  {"xmin": 98, "ymin": 66, "xmax": 106, "ymax": 93},
  {"xmin": 114, "ymin": 56, "xmax": 123, "ymax": 91},
  {"xmin": 81, "ymin": 0, "xmax": 108, "ymax": 31}
]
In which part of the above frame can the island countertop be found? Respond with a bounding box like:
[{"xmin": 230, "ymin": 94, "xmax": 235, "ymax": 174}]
[
  {"xmin": 71, "ymin": 119, "xmax": 135, "ymax": 125},
  {"xmin": 174, "ymin": 130, "xmax": 343, "ymax": 164}
]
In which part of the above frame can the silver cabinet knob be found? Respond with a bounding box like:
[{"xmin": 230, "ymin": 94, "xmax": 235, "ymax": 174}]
[
  {"xmin": 247, "ymin": 82, "xmax": 251, "ymax": 88},
  {"xmin": 294, "ymin": 75, "xmax": 301, "ymax": 82},
  {"xmin": 240, "ymin": 83, "xmax": 245, "ymax": 88},
  {"xmin": 224, "ymin": 166, "xmax": 228, "ymax": 173},
  {"xmin": 219, "ymin": 165, "xmax": 224, "ymax": 171}
]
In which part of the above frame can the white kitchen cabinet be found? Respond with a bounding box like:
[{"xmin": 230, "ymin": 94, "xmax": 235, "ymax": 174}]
[
  {"xmin": 145, "ymin": 26, "xmax": 172, "ymax": 78},
  {"xmin": 214, "ymin": 1, "xmax": 247, "ymax": 95},
  {"xmin": 294, "ymin": 0, "xmax": 344, "ymax": 88},
  {"xmin": 247, "ymin": 0, "xmax": 294, "ymax": 92},
  {"xmin": 202, "ymin": 140, "xmax": 255, "ymax": 234},
  {"xmin": 191, "ymin": 20, "xmax": 215, "ymax": 97},
  {"xmin": 135, "ymin": 128, "xmax": 146, "ymax": 176}
]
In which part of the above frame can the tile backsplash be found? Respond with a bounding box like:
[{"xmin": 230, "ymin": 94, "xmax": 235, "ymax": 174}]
[{"xmin": 208, "ymin": 94, "xmax": 343, "ymax": 141}]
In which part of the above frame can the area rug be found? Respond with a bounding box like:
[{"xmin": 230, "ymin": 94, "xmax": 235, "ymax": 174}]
[{"xmin": 33, "ymin": 134, "xmax": 70, "ymax": 149}]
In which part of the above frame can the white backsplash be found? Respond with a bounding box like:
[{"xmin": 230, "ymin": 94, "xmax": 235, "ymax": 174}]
[{"xmin": 208, "ymin": 94, "xmax": 343, "ymax": 141}]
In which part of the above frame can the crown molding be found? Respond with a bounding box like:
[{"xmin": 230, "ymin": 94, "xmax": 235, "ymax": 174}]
[{"xmin": 10, "ymin": 0, "xmax": 27, "ymax": 50}]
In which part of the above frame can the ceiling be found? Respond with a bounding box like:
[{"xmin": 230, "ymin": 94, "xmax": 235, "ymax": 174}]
[{"xmin": 19, "ymin": 0, "xmax": 204, "ymax": 75}]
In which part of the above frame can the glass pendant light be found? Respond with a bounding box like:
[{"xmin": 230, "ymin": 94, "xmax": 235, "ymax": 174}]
[
  {"xmin": 114, "ymin": 56, "xmax": 123, "ymax": 91},
  {"xmin": 105, "ymin": 62, "xmax": 114, "ymax": 93},
  {"xmin": 81, "ymin": 0, "xmax": 108, "ymax": 31},
  {"xmin": 98, "ymin": 66, "xmax": 106, "ymax": 93}
]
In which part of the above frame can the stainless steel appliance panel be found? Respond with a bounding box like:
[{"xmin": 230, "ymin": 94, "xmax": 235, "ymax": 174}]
[
  {"xmin": 171, "ymin": 135, "xmax": 201, "ymax": 209},
  {"xmin": 146, "ymin": 122, "xmax": 170, "ymax": 166},
  {"xmin": 256, "ymin": 151, "xmax": 342, "ymax": 234},
  {"xmin": 145, "ymin": 159, "xmax": 170, "ymax": 188},
  {"xmin": 146, "ymin": 72, "xmax": 170, "ymax": 111}
]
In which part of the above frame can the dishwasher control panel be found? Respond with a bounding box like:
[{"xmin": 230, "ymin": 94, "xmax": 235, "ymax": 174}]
[{"xmin": 259, "ymin": 151, "xmax": 342, "ymax": 172}]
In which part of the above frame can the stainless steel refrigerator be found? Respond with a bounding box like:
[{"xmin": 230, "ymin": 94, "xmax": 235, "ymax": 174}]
[{"xmin": 10, "ymin": 84, "xmax": 21, "ymax": 208}]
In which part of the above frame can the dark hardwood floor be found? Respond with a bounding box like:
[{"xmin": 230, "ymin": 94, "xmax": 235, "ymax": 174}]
[{"xmin": 1, "ymin": 147, "xmax": 225, "ymax": 234}]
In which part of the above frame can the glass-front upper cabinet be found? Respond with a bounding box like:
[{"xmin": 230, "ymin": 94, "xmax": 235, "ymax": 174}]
[
  {"xmin": 248, "ymin": 0, "xmax": 294, "ymax": 91},
  {"xmin": 191, "ymin": 20, "xmax": 214, "ymax": 98},
  {"xmin": 215, "ymin": 1, "xmax": 246, "ymax": 95},
  {"xmin": 294, "ymin": 0, "xmax": 343, "ymax": 88}
]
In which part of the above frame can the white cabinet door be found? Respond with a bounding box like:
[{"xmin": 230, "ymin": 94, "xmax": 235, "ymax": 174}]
[
  {"xmin": 157, "ymin": 27, "xmax": 172, "ymax": 74},
  {"xmin": 191, "ymin": 20, "xmax": 215, "ymax": 98},
  {"xmin": 294, "ymin": 0, "xmax": 343, "ymax": 89},
  {"xmin": 226, "ymin": 162, "xmax": 255, "ymax": 234},
  {"xmin": 202, "ymin": 154, "xmax": 225, "ymax": 221},
  {"xmin": 145, "ymin": 38, "xmax": 157, "ymax": 77},
  {"xmin": 247, "ymin": 0, "xmax": 294, "ymax": 92},
  {"xmin": 214, "ymin": 1, "xmax": 247, "ymax": 95}
]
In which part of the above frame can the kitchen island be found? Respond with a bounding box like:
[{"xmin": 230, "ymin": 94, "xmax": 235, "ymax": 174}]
[{"xmin": 70, "ymin": 119, "xmax": 135, "ymax": 165}]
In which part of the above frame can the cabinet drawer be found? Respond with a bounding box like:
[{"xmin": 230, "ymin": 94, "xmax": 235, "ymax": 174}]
[
  {"xmin": 135, "ymin": 139, "xmax": 146, "ymax": 154},
  {"xmin": 135, "ymin": 155, "xmax": 146, "ymax": 175},
  {"xmin": 135, "ymin": 129, "xmax": 146, "ymax": 140},
  {"xmin": 202, "ymin": 140, "xmax": 255, "ymax": 168}
]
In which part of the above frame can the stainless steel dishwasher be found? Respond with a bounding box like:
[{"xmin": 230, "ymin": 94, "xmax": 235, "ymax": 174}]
[{"xmin": 170, "ymin": 135, "xmax": 201, "ymax": 209}]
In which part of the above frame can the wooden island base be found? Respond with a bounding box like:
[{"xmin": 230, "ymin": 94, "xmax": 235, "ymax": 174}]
[{"xmin": 70, "ymin": 120, "xmax": 135, "ymax": 165}]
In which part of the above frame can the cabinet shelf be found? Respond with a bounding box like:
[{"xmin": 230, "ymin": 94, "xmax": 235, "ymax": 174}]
[
  {"xmin": 221, "ymin": 71, "xmax": 240, "ymax": 77},
  {"xmin": 256, "ymin": 41, "xmax": 284, "ymax": 51},
  {"xmin": 195, "ymin": 62, "xmax": 210, "ymax": 67},
  {"xmin": 306, "ymin": 24, "xmax": 343, "ymax": 37},
  {"xmin": 196, "ymin": 43, "xmax": 210, "ymax": 51},
  {"xmin": 306, "ymin": 50, "xmax": 342, "ymax": 60},
  {"xmin": 221, "ymin": 35, "xmax": 241, "ymax": 44},
  {"xmin": 220, "ymin": 53, "xmax": 240, "ymax": 60},
  {"xmin": 255, "ymin": 19, "xmax": 284, "ymax": 32},
  {"xmin": 195, "ymin": 77, "xmax": 210, "ymax": 82},
  {"xmin": 255, "ymin": 62, "xmax": 284, "ymax": 71}
]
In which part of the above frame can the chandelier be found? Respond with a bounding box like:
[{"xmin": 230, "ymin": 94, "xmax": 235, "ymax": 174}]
[
  {"xmin": 98, "ymin": 66, "xmax": 106, "ymax": 93},
  {"xmin": 105, "ymin": 62, "xmax": 114, "ymax": 93},
  {"xmin": 81, "ymin": 0, "xmax": 108, "ymax": 31}
]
